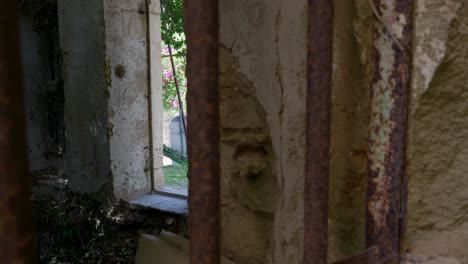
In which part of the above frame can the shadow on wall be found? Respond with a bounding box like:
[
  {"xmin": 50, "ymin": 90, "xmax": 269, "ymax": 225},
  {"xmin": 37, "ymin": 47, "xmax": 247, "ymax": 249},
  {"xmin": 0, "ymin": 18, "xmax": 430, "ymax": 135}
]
[{"xmin": 19, "ymin": 0, "xmax": 66, "ymax": 172}]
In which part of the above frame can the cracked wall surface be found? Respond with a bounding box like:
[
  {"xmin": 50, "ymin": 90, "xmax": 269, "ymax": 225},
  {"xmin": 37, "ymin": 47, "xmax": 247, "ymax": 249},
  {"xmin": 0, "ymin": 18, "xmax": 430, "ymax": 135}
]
[
  {"xmin": 219, "ymin": 0, "xmax": 468, "ymax": 263},
  {"xmin": 220, "ymin": 46, "xmax": 277, "ymax": 264},
  {"xmin": 219, "ymin": 0, "xmax": 306, "ymax": 263},
  {"xmin": 219, "ymin": 0, "xmax": 371, "ymax": 263}
]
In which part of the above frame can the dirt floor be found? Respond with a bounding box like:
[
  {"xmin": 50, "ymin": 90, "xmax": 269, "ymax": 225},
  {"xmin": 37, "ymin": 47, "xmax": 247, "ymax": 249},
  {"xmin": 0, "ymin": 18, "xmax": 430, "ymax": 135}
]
[{"xmin": 32, "ymin": 168, "xmax": 188, "ymax": 264}]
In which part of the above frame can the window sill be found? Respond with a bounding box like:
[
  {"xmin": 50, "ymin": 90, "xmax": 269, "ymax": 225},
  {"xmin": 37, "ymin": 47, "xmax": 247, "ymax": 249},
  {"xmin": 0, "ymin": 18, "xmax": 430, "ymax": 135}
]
[{"xmin": 130, "ymin": 188, "xmax": 188, "ymax": 216}]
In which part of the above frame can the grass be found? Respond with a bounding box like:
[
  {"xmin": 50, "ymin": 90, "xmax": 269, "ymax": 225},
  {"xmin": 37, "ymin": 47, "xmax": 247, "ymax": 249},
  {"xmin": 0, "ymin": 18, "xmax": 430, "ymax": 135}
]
[
  {"xmin": 163, "ymin": 161, "xmax": 188, "ymax": 187},
  {"xmin": 163, "ymin": 144, "xmax": 188, "ymax": 188}
]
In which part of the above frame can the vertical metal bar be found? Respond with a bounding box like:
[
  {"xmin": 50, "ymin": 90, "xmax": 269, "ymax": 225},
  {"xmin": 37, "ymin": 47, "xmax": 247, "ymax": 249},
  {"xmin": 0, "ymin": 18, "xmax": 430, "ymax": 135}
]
[
  {"xmin": 167, "ymin": 45, "xmax": 187, "ymax": 136},
  {"xmin": 304, "ymin": 1, "xmax": 334, "ymax": 263},
  {"xmin": 366, "ymin": 0, "xmax": 412, "ymax": 262},
  {"xmin": 184, "ymin": 0, "xmax": 220, "ymax": 263},
  {"xmin": 0, "ymin": 1, "xmax": 37, "ymax": 263}
]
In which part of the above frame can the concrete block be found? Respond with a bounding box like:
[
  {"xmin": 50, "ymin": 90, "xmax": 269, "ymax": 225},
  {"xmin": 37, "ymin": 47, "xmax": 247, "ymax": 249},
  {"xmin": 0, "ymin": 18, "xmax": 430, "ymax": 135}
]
[
  {"xmin": 135, "ymin": 234, "xmax": 188, "ymax": 264},
  {"xmin": 135, "ymin": 232, "xmax": 237, "ymax": 264}
]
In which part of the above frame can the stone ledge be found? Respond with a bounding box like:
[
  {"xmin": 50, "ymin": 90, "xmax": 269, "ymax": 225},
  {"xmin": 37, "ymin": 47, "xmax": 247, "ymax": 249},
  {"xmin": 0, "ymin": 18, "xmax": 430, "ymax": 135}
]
[{"xmin": 130, "ymin": 193, "xmax": 188, "ymax": 216}]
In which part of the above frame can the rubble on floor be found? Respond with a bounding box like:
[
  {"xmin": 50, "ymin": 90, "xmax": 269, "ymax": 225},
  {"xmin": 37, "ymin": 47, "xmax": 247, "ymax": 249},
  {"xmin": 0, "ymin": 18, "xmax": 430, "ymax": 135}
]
[{"xmin": 32, "ymin": 168, "xmax": 188, "ymax": 264}]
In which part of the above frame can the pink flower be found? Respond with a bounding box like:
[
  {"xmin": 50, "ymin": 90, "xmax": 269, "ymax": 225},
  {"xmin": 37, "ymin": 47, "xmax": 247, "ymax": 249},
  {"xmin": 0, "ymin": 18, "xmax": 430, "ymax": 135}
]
[
  {"xmin": 171, "ymin": 97, "xmax": 179, "ymax": 108},
  {"xmin": 163, "ymin": 69, "xmax": 173, "ymax": 80},
  {"xmin": 162, "ymin": 46, "xmax": 170, "ymax": 54}
]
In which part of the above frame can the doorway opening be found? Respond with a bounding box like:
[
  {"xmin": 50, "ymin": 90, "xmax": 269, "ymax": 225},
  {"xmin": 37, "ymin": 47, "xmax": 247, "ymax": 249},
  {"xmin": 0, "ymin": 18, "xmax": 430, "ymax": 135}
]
[{"xmin": 154, "ymin": 0, "xmax": 188, "ymax": 193}]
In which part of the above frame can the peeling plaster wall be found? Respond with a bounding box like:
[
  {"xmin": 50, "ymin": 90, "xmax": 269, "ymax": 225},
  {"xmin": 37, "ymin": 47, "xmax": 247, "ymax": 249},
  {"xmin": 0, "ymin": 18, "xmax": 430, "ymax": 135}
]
[
  {"xmin": 219, "ymin": 0, "xmax": 307, "ymax": 263},
  {"xmin": 219, "ymin": 0, "xmax": 372, "ymax": 263},
  {"xmin": 405, "ymin": 1, "xmax": 468, "ymax": 263},
  {"xmin": 220, "ymin": 0, "xmax": 468, "ymax": 263}
]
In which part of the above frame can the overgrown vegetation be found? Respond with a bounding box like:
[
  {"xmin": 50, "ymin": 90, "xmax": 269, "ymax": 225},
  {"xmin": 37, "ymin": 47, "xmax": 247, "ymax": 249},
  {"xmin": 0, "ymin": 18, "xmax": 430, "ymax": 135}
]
[
  {"xmin": 160, "ymin": 0, "xmax": 185, "ymax": 52},
  {"xmin": 160, "ymin": 0, "xmax": 187, "ymax": 113},
  {"xmin": 161, "ymin": 47, "xmax": 187, "ymax": 112}
]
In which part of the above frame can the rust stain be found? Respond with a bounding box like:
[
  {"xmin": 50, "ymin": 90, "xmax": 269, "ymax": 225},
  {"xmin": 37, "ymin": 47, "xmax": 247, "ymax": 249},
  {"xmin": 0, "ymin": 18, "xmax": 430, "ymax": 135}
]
[
  {"xmin": 0, "ymin": 1, "xmax": 37, "ymax": 263},
  {"xmin": 185, "ymin": 0, "xmax": 220, "ymax": 263},
  {"xmin": 304, "ymin": 0, "xmax": 334, "ymax": 263},
  {"xmin": 367, "ymin": 0, "xmax": 413, "ymax": 261}
]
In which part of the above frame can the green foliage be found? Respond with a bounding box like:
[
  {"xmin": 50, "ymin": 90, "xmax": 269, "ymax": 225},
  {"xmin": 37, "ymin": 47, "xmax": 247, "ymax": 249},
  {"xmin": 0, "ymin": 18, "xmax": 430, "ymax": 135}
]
[
  {"xmin": 160, "ymin": 0, "xmax": 187, "ymax": 113},
  {"xmin": 163, "ymin": 145, "xmax": 188, "ymax": 187},
  {"xmin": 160, "ymin": 0, "xmax": 185, "ymax": 51},
  {"xmin": 161, "ymin": 51, "xmax": 187, "ymax": 112},
  {"xmin": 163, "ymin": 144, "xmax": 187, "ymax": 164}
]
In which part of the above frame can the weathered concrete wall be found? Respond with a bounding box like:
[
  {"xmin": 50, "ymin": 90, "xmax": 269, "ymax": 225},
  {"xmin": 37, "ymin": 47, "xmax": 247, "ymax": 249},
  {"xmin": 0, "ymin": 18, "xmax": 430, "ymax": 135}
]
[
  {"xmin": 58, "ymin": 0, "xmax": 112, "ymax": 197},
  {"xmin": 103, "ymin": 0, "xmax": 153, "ymax": 200},
  {"xmin": 220, "ymin": 0, "xmax": 468, "ymax": 263},
  {"xmin": 19, "ymin": 0, "xmax": 65, "ymax": 171},
  {"xmin": 405, "ymin": 1, "xmax": 468, "ymax": 263},
  {"xmin": 58, "ymin": 0, "xmax": 163, "ymax": 200},
  {"xmin": 219, "ymin": 0, "xmax": 306, "ymax": 262},
  {"xmin": 219, "ymin": 0, "xmax": 374, "ymax": 262}
]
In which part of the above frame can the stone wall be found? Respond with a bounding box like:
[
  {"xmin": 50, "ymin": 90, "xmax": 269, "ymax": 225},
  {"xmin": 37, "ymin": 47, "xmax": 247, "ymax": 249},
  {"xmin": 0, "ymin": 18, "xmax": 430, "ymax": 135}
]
[{"xmin": 405, "ymin": 1, "xmax": 468, "ymax": 262}]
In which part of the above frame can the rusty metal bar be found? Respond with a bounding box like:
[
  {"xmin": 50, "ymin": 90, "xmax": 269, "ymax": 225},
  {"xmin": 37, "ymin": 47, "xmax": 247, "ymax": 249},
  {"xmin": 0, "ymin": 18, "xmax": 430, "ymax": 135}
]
[
  {"xmin": 0, "ymin": 1, "xmax": 37, "ymax": 263},
  {"xmin": 331, "ymin": 247, "xmax": 379, "ymax": 264},
  {"xmin": 184, "ymin": 0, "xmax": 220, "ymax": 263},
  {"xmin": 366, "ymin": 0, "xmax": 413, "ymax": 262},
  {"xmin": 304, "ymin": 0, "xmax": 334, "ymax": 263},
  {"xmin": 167, "ymin": 45, "xmax": 187, "ymax": 136}
]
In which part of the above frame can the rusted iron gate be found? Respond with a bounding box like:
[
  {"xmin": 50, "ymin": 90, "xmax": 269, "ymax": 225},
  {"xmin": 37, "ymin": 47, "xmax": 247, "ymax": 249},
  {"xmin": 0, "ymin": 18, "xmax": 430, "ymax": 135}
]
[{"xmin": 0, "ymin": 0, "xmax": 37, "ymax": 263}]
